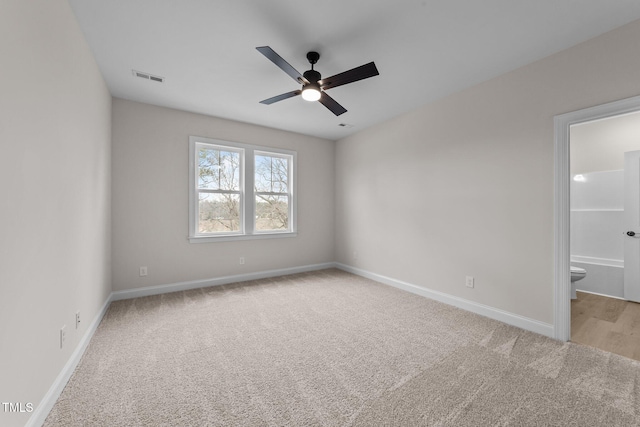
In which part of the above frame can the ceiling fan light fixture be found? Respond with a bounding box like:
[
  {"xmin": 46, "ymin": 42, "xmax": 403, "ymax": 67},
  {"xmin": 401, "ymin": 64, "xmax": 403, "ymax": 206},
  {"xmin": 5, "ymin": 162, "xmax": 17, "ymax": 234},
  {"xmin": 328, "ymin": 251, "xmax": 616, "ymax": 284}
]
[{"xmin": 301, "ymin": 84, "xmax": 321, "ymax": 102}]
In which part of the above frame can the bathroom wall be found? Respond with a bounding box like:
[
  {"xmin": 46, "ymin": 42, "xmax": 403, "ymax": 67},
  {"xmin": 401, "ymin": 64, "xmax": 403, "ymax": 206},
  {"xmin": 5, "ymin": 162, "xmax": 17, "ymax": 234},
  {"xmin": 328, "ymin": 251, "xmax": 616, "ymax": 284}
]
[
  {"xmin": 570, "ymin": 170, "xmax": 624, "ymax": 298},
  {"xmin": 571, "ymin": 111, "xmax": 640, "ymax": 174}
]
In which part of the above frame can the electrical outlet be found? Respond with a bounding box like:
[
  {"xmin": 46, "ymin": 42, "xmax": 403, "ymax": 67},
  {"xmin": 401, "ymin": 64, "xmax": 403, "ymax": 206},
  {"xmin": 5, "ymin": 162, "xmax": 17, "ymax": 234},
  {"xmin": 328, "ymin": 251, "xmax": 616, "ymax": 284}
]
[
  {"xmin": 465, "ymin": 276, "xmax": 475, "ymax": 288},
  {"xmin": 239, "ymin": 257, "xmax": 245, "ymax": 265},
  {"xmin": 139, "ymin": 266, "xmax": 148, "ymax": 276},
  {"xmin": 353, "ymin": 251, "xmax": 358, "ymax": 260},
  {"xmin": 75, "ymin": 311, "xmax": 81, "ymax": 330},
  {"xmin": 60, "ymin": 325, "xmax": 66, "ymax": 349}
]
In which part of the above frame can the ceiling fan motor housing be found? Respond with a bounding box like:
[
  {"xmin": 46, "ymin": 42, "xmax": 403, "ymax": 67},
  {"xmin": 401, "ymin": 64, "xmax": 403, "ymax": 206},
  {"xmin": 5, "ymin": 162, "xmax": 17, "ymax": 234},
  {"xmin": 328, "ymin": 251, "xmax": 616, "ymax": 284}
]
[{"xmin": 303, "ymin": 69, "xmax": 321, "ymax": 84}]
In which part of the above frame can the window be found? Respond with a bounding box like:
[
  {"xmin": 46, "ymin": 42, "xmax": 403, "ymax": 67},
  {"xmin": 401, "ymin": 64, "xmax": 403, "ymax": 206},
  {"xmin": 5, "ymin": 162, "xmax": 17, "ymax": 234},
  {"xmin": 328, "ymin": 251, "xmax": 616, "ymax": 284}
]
[
  {"xmin": 196, "ymin": 144, "xmax": 242, "ymax": 233},
  {"xmin": 189, "ymin": 136, "xmax": 296, "ymax": 242},
  {"xmin": 255, "ymin": 152, "xmax": 291, "ymax": 232}
]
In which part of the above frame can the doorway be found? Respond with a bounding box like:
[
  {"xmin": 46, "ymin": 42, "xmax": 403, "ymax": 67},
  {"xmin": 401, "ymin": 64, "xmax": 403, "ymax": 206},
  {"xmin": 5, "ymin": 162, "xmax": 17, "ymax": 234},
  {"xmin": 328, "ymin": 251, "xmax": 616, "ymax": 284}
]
[
  {"xmin": 554, "ymin": 95, "xmax": 640, "ymax": 342},
  {"xmin": 567, "ymin": 113, "xmax": 640, "ymax": 360}
]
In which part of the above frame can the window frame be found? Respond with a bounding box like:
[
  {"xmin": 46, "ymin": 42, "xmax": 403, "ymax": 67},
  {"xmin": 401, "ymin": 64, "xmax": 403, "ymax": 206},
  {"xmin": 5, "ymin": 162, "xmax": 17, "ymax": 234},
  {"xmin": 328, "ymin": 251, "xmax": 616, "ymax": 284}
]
[{"xmin": 188, "ymin": 136, "xmax": 297, "ymax": 243}]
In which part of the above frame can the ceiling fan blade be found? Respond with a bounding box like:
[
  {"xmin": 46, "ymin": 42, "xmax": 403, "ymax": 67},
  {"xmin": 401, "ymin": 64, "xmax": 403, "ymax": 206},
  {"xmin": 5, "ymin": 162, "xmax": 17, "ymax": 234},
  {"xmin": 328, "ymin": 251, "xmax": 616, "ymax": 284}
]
[
  {"xmin": 318, "ymin": 92, "xmax": 347, "ymax": 116},
  {"xmin": 320, "ymin": 62, "xmax": 379, "ymax": 90},
  {"xmin": 259, "ymin": 90, "xmax": 301, "ymax": 105},
  {"xmin": 256, "ymin": 46, "xmax": 309, "ymax": 84}
]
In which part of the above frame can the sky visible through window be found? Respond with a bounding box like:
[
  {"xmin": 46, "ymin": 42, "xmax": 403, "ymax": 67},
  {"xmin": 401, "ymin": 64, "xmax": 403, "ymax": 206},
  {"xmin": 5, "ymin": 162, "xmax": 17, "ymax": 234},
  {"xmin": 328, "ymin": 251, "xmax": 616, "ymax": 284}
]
[
  {"xmin": 255, "ymin": 154, "xmax": 288, "ymax": 193},
  {"xmin": 197, "ymin": 147, "xmax": 240, "ymax": 191}
]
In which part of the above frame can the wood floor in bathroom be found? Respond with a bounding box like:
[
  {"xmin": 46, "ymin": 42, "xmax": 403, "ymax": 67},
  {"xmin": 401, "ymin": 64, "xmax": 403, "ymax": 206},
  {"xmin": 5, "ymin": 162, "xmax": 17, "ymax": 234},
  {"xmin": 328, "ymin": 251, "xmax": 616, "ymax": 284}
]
[{"xmin": 571, "ymin": 291, "xmax": 640, "ymax": 361}]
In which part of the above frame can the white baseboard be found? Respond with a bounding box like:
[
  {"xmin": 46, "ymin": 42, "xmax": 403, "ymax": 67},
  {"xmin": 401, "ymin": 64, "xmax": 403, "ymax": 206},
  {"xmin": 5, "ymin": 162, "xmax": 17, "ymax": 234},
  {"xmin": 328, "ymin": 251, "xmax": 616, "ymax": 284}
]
[
  {"xmin": 28, "ymin": 261, "xmax": 553, "ymax": 426},
  {"xmin": 336, "ymin": 263, "xmax": 554, "ymax": 338},
  {"xmin": 26, "ymin": 294, "xmax": 113, "ymax": 427},
  {"xmin": 111, "ymin": 262, "xmax": 337, "ymax": 301},
  {"xmin": 575, "ymin": 289, "xmax": 626, "ymax": 301},
  {"xmin": 27, "ymin": 262, "xmax": 335, "ymax": 426}
]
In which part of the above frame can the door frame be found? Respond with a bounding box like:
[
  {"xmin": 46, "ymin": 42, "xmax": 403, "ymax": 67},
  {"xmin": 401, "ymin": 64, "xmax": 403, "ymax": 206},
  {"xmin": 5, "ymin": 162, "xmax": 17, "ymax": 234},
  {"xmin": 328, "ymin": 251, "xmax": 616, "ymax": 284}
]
[{"xmin": 554, "ymin": 95, "xmax": 640, "ymax": 341}]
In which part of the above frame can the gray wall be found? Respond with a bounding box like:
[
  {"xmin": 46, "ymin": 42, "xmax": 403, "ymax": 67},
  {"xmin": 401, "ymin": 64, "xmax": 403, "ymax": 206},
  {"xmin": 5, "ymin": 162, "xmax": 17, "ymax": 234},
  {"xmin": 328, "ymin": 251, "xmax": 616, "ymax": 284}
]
[
  {"xmin": 111, "ymin": 99, "xmax": 335, "ymax": 291},
  {"xmin": 0, "ymin": 1, "xmax": 112, "ymax": 426},
  {"xmin": 335, "ymin": 19, "xmax": 640, "ymax": 325}
]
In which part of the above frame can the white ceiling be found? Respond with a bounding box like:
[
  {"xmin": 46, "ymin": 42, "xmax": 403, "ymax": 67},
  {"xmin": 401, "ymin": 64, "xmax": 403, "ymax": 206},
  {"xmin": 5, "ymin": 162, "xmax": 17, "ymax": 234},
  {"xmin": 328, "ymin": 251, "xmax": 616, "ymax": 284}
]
[{"xmin": 68, "ymin": 0, "xmax": 640, "ymax": 141}]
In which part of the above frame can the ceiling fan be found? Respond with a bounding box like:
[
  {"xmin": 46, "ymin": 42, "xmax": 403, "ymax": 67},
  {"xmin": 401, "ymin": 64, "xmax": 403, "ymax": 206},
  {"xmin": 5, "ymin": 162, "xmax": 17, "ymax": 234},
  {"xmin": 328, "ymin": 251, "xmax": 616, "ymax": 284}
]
[{"xmin": 256, "ymin": 46, "xmax": 379, "ymax": 116}]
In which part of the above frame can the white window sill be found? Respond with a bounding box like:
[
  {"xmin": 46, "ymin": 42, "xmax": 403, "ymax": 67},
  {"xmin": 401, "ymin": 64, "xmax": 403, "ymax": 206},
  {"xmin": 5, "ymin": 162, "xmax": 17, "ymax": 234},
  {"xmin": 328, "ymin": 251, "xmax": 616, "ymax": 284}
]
[{"xmin": 188, "ymin": 232, "xmax": 297, "ymax": 243}]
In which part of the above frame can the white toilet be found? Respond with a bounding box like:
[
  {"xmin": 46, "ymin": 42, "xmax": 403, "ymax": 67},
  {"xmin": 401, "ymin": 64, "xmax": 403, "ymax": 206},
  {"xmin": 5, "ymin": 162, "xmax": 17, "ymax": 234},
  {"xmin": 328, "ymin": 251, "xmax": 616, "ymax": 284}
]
[{"xmin": 570, "ymin": 266, "xmax": 587, "ymax": 299}]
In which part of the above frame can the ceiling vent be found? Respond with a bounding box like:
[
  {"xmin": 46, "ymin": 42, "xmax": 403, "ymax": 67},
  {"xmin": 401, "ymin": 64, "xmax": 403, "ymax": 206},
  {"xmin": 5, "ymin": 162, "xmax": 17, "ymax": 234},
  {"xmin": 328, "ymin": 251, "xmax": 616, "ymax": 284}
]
[
  {"xmin": 338, "ymin": 123, "xmax": 354, "ymax": 128},
  {"xmin": 132, "ymin": 69, "xmax": 164, "ymax": 83}
]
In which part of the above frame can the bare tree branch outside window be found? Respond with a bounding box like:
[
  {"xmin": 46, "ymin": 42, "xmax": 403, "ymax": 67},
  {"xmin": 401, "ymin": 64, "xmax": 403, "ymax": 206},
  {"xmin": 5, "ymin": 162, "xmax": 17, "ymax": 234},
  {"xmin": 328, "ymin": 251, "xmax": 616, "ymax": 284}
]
[
  {"xmin": 255, "ymin": 154, "xmax": 290, "ymax": 231},
  {"xmin": 197, "ymin": 147, "xmax": 241, "ymax": 233}
]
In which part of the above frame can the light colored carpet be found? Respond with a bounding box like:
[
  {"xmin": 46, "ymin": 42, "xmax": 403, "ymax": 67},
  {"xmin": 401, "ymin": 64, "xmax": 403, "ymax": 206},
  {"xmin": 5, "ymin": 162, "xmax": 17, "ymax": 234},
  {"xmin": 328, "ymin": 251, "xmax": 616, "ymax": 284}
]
[{"xmin": 44, "ymin": 269, "xmax": 640, "ymax": 426}]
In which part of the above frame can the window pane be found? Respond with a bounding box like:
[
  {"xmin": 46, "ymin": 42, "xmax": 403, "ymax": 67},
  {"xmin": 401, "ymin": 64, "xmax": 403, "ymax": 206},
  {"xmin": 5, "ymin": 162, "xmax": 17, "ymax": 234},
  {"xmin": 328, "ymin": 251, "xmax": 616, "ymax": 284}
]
[
  {"xmin": 255, "ymin": 195, "xmax": 289, "ymax": 231},
  {"xmin": 198, "ymin": 193, "xmax": 240, "ymax": 233},
  {"xmin": 255, "ymin": 154, "xmax": 288, "ymax": 193},
  {"xmin": 198, "ymin": 147, "xmax": 240, "ymax": 191}
]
